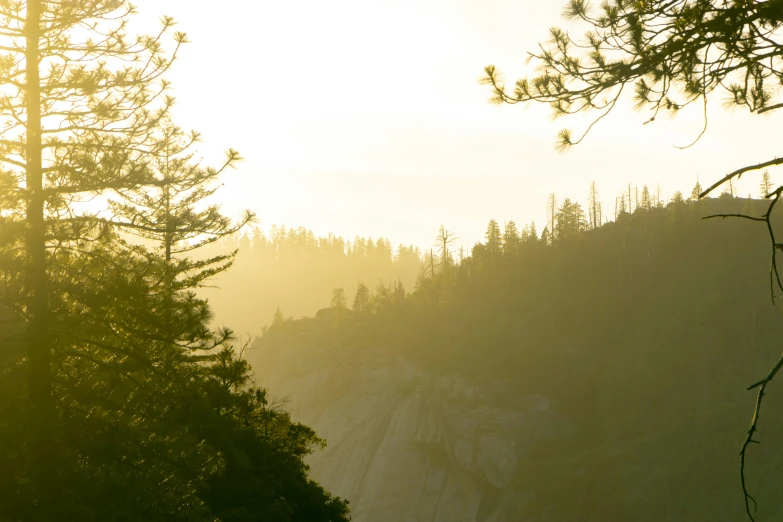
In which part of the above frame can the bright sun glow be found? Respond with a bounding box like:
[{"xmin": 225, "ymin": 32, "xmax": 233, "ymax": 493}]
[{"xmin": 132, "ymin": 0, "xmax": 783, "ymax": 248}]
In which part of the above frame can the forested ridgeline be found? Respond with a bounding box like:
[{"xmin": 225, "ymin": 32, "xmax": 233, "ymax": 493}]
[
  {"xmin": 200, "ymin": 180, "xmax": 675, "ymax": 336},
  {"xmin": 201, "ymin": 227, "xmax": 424, "ymax": 335},
  {"xmin": 250, "ymin": 194, "xmax": 783, "ymax": 520}
]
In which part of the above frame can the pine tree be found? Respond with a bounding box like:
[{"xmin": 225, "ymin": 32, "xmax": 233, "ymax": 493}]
[
  {"xmin": 670, "ymin": 191, "xmax": 685, "ymax": 205},
  {"xmin": 691, "ymin": 180, "xmax": 703, "ymax": 201},
  {"xmin": 0, "ymin": 1, "xmax": 186, "ymax": 508},
  {"xmin": 485, "ymin": 219, "xmax": 502, "ymax": 253},
  {"xmin": 330, "ymin": 288, "xmax": 347, "ymax": 310},
  {"xmin": 555, "ymin": 198, "xmax": 584, "ymax": 241},
  {"xmin": 330, "ymin": 288, "xmax": 347, "ymax": 326},
  {"xmin": 760, "ymin": 171, "xmax": 773, "ymax": 197},
  {"xmin": 640, "ymin": 184, "xmax": 652, "ymax": 210},
  {"xmin": 25, "ymin": 124, "xmax": 256, "ymax": 520},
  {"xmin": 353, "ymin": 282, "xmax": 371, "ymax": 313},
  {"xmin": 394, "ymin": 280, "xmax": 406, "ymax": 306},
  {"xmin": 110, "ymin": 122, "xmax": 253, "ymax": 347},
  {"xmin": 502, "ymin": 221, "xmax": 521, "ymax": 254},
  {"xmin": 369, "ymin": 281, "xmax": 394, "ymax": 313},
  {"xmin": 528, "ymin": 222, "xmax": 538, "ymax": 242}
]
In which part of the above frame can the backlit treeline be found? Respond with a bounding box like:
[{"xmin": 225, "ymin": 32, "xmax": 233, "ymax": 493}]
[
  {"xmin": 266, "ymin": 178, "xmax": 765, "ymax": 323},
  {"xmin": 229, "ymin": 179, "xmax": 752, "ymax": 333},
  {"xmin": 479, "ymin": 176, "xmax": 763, "ymax": 252},
  {"xmin": 202, "ymin": 226, "xmax": 424, "ymax": 334}
]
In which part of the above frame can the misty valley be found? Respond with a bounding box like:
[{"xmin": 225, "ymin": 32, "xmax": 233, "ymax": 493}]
[
  {"xmin": 2, "ymin": 0, "xmax": 783, "ymax": 521},
  {"xmin": 214, "ymin": 195, "xmax": 783, "ymax": 521}
]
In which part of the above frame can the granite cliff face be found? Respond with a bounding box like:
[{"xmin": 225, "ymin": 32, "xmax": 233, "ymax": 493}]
[
  {"xmin": 247, "ymin": 320, "xmax": 783, "ymax": 522},
  {"xmin": 252, "ymin": 347, "xmax": 573, "ymax": 522}
]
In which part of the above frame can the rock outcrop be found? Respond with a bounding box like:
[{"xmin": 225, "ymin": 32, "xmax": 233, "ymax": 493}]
[{"xmin": 253, "ymin": 349, "xmax": 572, "ymax": 522}]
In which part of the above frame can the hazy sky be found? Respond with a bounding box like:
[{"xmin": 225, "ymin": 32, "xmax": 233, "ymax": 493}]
[{"xmin": 134, "ymin": 0, "xmax": 781, "ymax": 249}]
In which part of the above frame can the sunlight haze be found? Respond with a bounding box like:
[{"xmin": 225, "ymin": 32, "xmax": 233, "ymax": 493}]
[
  {"xmin": 5, "ymin": 2, "xmax": 783, "ymax": 519},
  {"xmin": 137, "ymin": 0, "xmax": 781, "ymax": 248}
]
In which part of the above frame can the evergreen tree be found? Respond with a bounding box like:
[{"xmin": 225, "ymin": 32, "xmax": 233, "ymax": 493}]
[
  {"xmin": 640, "ymin": 185, "xmax": 652, "ymax": 210},
  {"xmin": 330, "ymin": 288, "xmax": 347, "ymax": 310},
  {"xmin": 394, "ymin": 280, "xmax": 406, "ymax": 306},
  {"xmin": 330, "ymin": 288, "xmax": 348, "ymax": 326},
  {"xmin": 528, "ymin": 222, "xmax": 538, "ymax": 242},
  {"xmin": 555, "ymin": 198, "xmax": 585, "ymax": 242},
  {"xmin": 110, "ymin": 122, "xmax": 253, "ymax": 347},
  {"xmin": 353, "ymin": 282, "xmax": 371, "ymax": 314},
  {"xmin": 0, "ymin": 1, "xmax": 185, "ymax": 510},
  {"xmin": 691, "ymin": 181, "xmax": 703, "ymax": 201},
  {"xmin": 617, "ymin": 195, "xmax": 628, "ymax": 218},
  {"xmin": 760, "ymin": 171, "xmax": 774, "ymax": 197},
  {"xmin": 541, "ymin": 227, "xmax": 550, "ymax": 246},
  {"xmin": 371, "ymin": 281, "xmax": 392, "ymax": 313},
  {"xmin": 485, "ymin": 219, "xmax": 502, "ymax": 253},
  {"xmin": 502, "ymin": 221, "xmax": 521, "ymax": 254}
]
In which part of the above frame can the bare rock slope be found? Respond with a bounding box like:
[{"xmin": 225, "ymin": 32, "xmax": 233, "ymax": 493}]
[{"xmin": 252, "ymin": 347, "xmax": 571, "ymax": 522}]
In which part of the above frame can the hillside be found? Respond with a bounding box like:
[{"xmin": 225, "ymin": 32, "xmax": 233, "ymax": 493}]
[
  {"xmin": 200, "ymin": 227, "xmax": 423, "ymax": 335},
  {"xmin": 247, "ymin": 196, "xmax": 783, "ymax": 521}
]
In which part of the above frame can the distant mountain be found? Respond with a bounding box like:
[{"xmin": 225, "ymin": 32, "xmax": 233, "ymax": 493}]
[{"xmin": 248, "ymin": 196, "xmax": 783, "ymax": 521}]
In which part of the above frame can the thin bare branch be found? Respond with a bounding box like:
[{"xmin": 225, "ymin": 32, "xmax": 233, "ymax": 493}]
[{"xmin": 700, "ymin": 158, "xmax": 783, "ymax": 198}]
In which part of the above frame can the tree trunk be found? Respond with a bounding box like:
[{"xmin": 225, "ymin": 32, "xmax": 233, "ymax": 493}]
[{"xmin": 25, "ymin": 0, "xmax": 54, "ymax": 512}]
